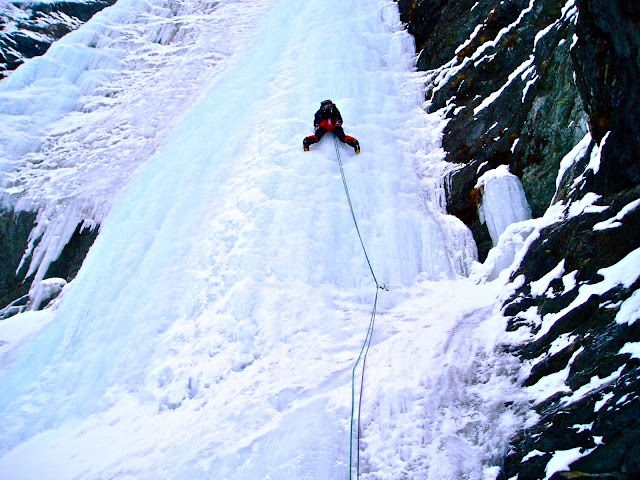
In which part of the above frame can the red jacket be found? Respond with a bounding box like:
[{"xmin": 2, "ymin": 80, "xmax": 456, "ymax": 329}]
[{"xmin": 314, "ymin": 105, "xmax": 343, "ymax": 132}]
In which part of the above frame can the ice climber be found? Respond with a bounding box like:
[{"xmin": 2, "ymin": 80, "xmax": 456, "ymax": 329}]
[{"xmin": 303, "ymin": 100, "xmax": 360, "ymax": 153}]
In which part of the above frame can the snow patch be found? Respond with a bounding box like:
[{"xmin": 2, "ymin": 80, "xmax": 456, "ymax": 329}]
[
  {"xmin": 571, "ymin": 423, "xmax": 593, "ymax": 433},
  {"xmin": 527, "ymin": 347, "xmax": 583, "ymax": 404},
  {"xmin": 474, "ymin": 56, "xmax": 535, "ymax": 116},
  {"xmin": 561, "ymin": 0, "xmax": 578, "ymax": 21},
  {"xmin": 530, "ymin": 260, "xmax": 565, "ymax": 297},
  {"xmin": 593, "ymin": 198, "xmax": 640, "ymax": 231},
  {"xmin": 567, "ymin": 192, "xmax": 608, "ymax": 218},
  {"xmin": 562, "ymin": 270, "xmax": 578, "ymax": 292},
  {"xmin": 522, "ymin": 450, "xmax": 545, "ymax": 462},
  {"xmin": 594, "ymin": 392, "xmax": 614, "ymax": 412},
  {"xmin": 456, "ymin": 23, "xmax": 484, "ymax": 55},
  {"xmin": 615, "ymin": 289, "xmax": 640, "ymax": 326},
  {"xmin": 563, "ymin": 366, "xmax": 625, "ymax": 406},
  {"xmin": 619, "ymin": 342, "xmax": 640, "ymax": 360},
  {"xmin": 547, "ymin": 333, "xmax": 576, "ymax": 357},
  {"xmin": 427, "ymin": 0, "xmax": 537, "ymax": 109},
  {"xmin": 544, "ymin": 447, "xmax": 590, "ymax": 480},
  {"xmin": 533, "ymin": 248, "xmax": 640, "ymax": 343},
  {"xmin": 554, "ymin": 132, "xmax": 591, "ymax": 194}
]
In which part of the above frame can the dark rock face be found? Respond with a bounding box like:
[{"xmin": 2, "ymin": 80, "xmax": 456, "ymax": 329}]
[
  {"xmin": 0, "ymin": 0, "xmax": 116, "ymax": 79},
  {"xmin": 398, "ymin": 0, "xmax": 640, "ymax": 478},
  {"xmin": 567, "ymin": 1, "xmax": 640, "ymax": 199},
  {"xmin": 0, "ymin": 210, "xmax": 36, "ymax": 310},
  {"xmin": 500, "ymin": 187, "xmax": 640, "ymax": 480},
  {"xmin": 0, "ymin": 209, "xmax": 99, "ymax": 317},
  {"xmin": 401, "ymin": 0, "xmax": 589, "ymax": 260}
]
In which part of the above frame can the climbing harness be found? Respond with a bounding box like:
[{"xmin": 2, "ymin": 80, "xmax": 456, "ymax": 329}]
[{"xmin": 334, "ymin": 136, "xmax": 386, "ymax": 480}]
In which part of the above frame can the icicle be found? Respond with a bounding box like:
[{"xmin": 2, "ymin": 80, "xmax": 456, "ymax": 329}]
[{"xmin": 476, "ymin": 165, "xmax": 532, "ymax": 246}]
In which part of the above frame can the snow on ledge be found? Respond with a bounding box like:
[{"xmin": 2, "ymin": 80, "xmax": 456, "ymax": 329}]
[
  {"xmin": 544, "ymin": 447, "xmax": 593, "ymax": 480},
  {"xmin": 473, "ymin": 55, "xmax": 535, "ymax": 117},
  {"xmin": 619, "ymin": 342, "xmax": 640, "ymax": 360},
  {"xmin": 534, "ymin": 247, "xmax": 640, "ymax": 340},
  {"xmin": 530, "ymin": 260, "xmax": 565, "ymax": 297},
  {"xmin": 554, "ymin": 132, "xmax": 591, "ymax": 193},
  {"xmin": 615, "ymin": 289, "xmax": 640, "ymax": 326},
  {"xmin": 593, "ymin": 198, "xmax": 640, "ymax": 231}
]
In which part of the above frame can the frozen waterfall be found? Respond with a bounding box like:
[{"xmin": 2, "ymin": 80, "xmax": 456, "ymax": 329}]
[{"xmin": 477, "ymin": 165, "xmax": 533, "ymax": 246}]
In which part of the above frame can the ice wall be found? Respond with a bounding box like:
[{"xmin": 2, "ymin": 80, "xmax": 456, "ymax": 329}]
[{"xmin": 0, "ymin": 0, "xmax": 265, "ymax": 307}]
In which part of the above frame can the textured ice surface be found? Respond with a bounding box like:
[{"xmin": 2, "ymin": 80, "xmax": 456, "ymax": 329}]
[{"xmin": 477, "ymin": 165, "xmax": 533, "ymax": 246}]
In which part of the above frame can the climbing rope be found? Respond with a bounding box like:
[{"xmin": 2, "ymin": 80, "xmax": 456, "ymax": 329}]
[
  {"xmin": 334, "ymin": 136, "xmax": 386, "ymax": 480},
  {"xmin": 334, "ymin": 137, "xmax": 379, "ymax": 286}
]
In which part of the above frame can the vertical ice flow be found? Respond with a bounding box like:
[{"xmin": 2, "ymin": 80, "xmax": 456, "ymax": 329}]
[{"xmin": 477, "ymin": 165, "xmax": 533, "ymax": 245}]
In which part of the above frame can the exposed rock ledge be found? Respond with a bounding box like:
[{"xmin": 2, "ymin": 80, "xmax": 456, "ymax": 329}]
[
  {"xmin": 397, "ymin": 0, "xmax": 640, "ymax": 478},
  {"xmin": 0, "ymin": 209, "xmax": 98, "ymax": 318}
]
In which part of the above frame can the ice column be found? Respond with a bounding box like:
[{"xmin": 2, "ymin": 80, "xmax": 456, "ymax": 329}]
[{"xmin": 477, "ymin": 165, "xmax": 532, "ymax": 245}]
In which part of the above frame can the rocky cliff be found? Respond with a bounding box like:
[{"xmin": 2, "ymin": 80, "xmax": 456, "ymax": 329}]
[
  {"xmin": 0, "ymin": 210, "xmax": 98, "ymax": 317},
  {"xmin": 0, "ymin": 0, "xmax": 115, "ymax": 79},
  {"xmin": 397, "ymin": 0, "xmax": 639, "ymax": 478}
]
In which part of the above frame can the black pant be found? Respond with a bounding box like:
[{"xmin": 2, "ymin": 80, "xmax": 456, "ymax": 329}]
[{"xmin": 311, "ymin": 126, "xmax": 347, "ymax": 143}]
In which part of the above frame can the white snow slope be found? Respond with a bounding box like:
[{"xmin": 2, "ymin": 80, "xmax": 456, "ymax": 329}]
[{"xmin": 0, "ymin": 0, "xmax": 526, "ymax": 478}]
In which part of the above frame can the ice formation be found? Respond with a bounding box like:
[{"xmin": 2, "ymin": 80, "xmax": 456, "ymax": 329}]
[{"xmin": 477, "ymin": 165, "xmax": 533, "ymax": 246}]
